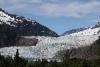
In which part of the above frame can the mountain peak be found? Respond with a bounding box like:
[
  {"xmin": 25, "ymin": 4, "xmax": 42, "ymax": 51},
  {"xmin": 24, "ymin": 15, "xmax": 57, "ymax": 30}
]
[
  {"xmin": 0, "ymin": 8, "xmax": 5, "ymax": 12},
  {"xmin": 0, "ymin": 8, "xmax": 15, "ymax": 25}
]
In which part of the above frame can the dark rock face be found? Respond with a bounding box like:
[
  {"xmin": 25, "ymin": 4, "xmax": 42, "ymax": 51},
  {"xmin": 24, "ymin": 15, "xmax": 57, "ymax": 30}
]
[
  {"xmin": 16, "ymin": 37, "xmax": 38, "ymax": 46},
  {"xmin": 9, "ymin": 15, "xmax": 58, "ymax": 37},
  {"xmin": 0, "ymin": 24, "xmax": 16, "ymax": 48},
  {"xmin": 0, "ymin": 25, "xmax": 38, "ymax": 47}
]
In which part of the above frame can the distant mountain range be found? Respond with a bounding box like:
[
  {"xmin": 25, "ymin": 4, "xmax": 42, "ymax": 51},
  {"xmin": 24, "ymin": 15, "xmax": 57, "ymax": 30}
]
[
  {"xmin": 62, "ymin": 27, "xmax": 88, "ymax": 35},
  {"xmin": 63, "ymin": 22, "xmax": 100, "ymax": 36},
  {"xmin": 0, "ymin": 8, "xmax": 100, "ymax": 61}
]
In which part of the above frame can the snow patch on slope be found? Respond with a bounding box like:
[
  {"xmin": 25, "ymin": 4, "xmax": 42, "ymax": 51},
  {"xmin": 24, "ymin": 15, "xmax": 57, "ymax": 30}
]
[
  {"xmin": 0, "ymin": 11, "xmax": 15, "ymax": 26},
  {"xmin": 0, "ymin": 11, "xmax": 35, "ymax": 27}
]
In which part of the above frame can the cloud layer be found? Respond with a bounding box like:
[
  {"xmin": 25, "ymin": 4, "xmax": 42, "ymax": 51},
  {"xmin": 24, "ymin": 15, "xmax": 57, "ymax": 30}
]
[
  {"xmin": 0, "ymin": 0, "xmax": 100, "ymax": 18},
  {"xmin": 40, "ymin": 1, "xmax": 100, "ymax": 17}
]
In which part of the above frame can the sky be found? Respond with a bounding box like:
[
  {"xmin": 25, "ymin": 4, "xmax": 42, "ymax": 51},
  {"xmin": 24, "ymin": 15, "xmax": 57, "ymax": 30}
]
[{"xmin": 0, "ymin": 0, "xmax": 100, "ymax": 35}]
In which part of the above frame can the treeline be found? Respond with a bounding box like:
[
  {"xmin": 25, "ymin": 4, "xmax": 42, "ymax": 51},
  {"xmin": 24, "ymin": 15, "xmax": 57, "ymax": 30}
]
[{"xmin": 0, "ymin": 49, "xmax": 100, "ymax": 67}]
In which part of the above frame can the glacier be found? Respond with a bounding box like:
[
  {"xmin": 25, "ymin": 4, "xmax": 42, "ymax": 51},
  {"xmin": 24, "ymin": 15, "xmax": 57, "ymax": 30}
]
[{"xmin": 0, "ymin": 35, "xmax": 99, "ymax": 61}]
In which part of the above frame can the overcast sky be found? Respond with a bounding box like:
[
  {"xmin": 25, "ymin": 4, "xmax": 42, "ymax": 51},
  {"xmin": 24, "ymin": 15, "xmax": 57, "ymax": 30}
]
[{"xmin": 0, "ymin": 0, "xmax": 100, "ymax": 34}]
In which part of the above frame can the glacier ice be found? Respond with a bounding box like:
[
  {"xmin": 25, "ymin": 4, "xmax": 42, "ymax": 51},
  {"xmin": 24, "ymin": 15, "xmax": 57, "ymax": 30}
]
[{"xmin": 0, "ymin": 35, "xmax": 99, "ymax": 60}]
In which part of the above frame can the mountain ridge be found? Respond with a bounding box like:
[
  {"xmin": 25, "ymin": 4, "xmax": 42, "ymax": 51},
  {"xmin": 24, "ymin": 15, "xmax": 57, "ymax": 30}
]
[
  {"xmin": 63, "ymin": 22, "xmax": 100, "ymax": 36},
  {"xmin": 0, "ymin": 8, "xmax": 58, "ymax": 48},
  {"xmin": 0, "ymin": 8, "xmax": 58, "ymax": 37}
]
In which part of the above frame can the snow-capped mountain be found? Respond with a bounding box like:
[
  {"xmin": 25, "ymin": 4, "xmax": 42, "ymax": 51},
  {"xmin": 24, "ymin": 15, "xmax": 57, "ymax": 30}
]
[
  {"xmin": 63, "ymin": 22, "xmax": 100, "ymax": 36},
  {"xmin": 0, "ymin": 8, "xmax": 58, "ymax": 37},
  {"xmin": 63, "ymin": 27, "xmax": 88, "ymax": 35},
  {"xmin": 0, "ymin": 8, "xmax": 100, "ymax": 61},
  {"xmin": 0, "ymin": 21, "xmax": 99, "ymax": 61}
]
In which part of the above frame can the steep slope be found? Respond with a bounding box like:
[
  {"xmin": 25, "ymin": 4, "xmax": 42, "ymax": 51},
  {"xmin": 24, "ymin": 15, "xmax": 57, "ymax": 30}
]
[
  {"xmin": 0, "ymin": 24, "xmax": 17, "ymax": 47},
  {"xmin": 0, "ymin": 8, "xmax": 58, "ymax": 37},
  {"xmin": 0, "ymin": 8, "xmax": 58, "ymax": 48}
]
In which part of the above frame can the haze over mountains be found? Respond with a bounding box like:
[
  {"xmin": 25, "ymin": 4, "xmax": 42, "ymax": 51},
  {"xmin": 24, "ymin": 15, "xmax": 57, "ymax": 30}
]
[{"xmin": 0, "ymin": 8, "xmax": 100, "ymax": 61}]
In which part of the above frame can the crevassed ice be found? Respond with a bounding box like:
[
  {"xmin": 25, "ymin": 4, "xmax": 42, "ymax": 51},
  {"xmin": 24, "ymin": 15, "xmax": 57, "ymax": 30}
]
[{"xmin": 0, "ymin": 35, "xmax": 99, "ymax": 60}]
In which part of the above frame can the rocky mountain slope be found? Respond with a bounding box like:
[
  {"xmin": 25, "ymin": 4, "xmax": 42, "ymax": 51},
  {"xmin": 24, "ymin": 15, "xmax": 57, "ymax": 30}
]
[
  {"xmin": 0, "ymin": 8, "xmax": 58, "ymax": 36},
  {"xmin": 0, "ymin": 8, "xmax": 58, "ymax": 47}
]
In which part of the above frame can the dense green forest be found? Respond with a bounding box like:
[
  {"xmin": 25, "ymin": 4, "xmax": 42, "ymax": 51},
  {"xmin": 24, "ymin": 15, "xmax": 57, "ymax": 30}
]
[
  {"xmin": 1, "ymin": 49, "xmax": 100, "ymax": 67},
  {"xmin": 0, "ymin": 34, "xmax": 100, "ymax": 67}
]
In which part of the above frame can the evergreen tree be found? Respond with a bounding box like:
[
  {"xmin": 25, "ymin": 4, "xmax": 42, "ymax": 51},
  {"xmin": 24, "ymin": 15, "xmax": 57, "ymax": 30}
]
[
  {"xmin": 14, "ymin": 49, "xmax": 20, "ymax": 66},
  {"xmin": 14, "ymin": 49, "xmax": 19, "ymax": 62}
]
